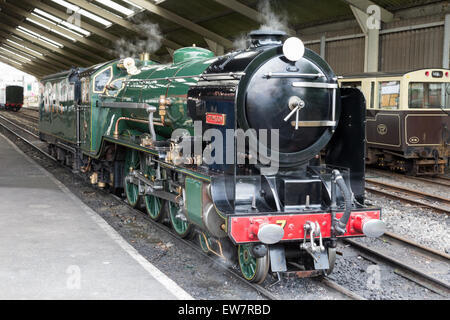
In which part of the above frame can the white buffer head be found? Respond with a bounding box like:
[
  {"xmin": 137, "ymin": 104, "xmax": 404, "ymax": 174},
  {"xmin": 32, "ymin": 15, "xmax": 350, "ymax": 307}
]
[{"xmin": 257, "ymin": 224, "xmax": 285, "ymax": 244}]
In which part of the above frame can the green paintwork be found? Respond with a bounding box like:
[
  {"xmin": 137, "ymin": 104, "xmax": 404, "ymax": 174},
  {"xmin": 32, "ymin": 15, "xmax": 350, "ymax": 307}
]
[
  {"xmin": 124, "ymin": 148, "xmax": 140, "ymax": 207},
  {"xmin": 169, "ymin": 201, "xmax": 192, "ymax": 238},
  {"xmin": 143, "ymin": 163, "xmax": 163, "ymax": 220},
  {"xmin": 185, "ymin": 177, "xmax": 204, "ymax": 228},
  {"xmin": 39, "ymin": 71, "xmax": 78, "ymax": 144},
  {"xmin": 173, "ymin": 47, "xmax": 214, "ymax": 64},
  {"xmin": 39, "ymin": 47, "xmax": 216, "ymax": 159},
  {"xmin": 238, "ymin": 244, "xmax": 258, "ymax": 281},
  {"xmin": 112, "ymin": 50, "xmax": 216, "ymax": 139}
]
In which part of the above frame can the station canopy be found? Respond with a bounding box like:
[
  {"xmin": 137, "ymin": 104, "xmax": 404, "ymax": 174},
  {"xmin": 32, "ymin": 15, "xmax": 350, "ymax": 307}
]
[{"xmin": 0, "ymin": 0, "xmax": 441, "ymax": 78}]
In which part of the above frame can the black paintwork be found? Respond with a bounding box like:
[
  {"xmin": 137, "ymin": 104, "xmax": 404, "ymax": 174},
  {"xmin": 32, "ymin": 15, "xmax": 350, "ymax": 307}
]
[
  {"xmin": 325, "ymin": 88, "xmax": 366, "ymax": 204},
  {"xmin": 5, "ymin": 86, "xmax": 23, "ymax": 105}
]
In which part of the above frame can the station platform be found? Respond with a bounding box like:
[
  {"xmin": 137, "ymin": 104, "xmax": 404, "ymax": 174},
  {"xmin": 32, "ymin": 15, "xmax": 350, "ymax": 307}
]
[{"xmin": 0, "ymin": 133, "xmax": 192, "ymax": 299}]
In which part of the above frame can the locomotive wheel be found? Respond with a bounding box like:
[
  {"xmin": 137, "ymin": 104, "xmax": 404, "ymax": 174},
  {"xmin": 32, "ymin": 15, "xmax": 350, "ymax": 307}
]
[
  {"xmin": 168, "ymin": 201, "xmax": 192, "ymax": 238},
  {"xmin": 145, "ymin": 193, "xmax": 163, "ymax": 221},
  {"xmin": 238, "ymin": 244, "xmax": 270, "ymax": 284},
  {"xmin": 323, "ymin": 247, "xmax": 336, "ymax": 275},
  {"xmin": 143, "ymin": 166, "xmax": 164, "ymax": 221},
  {"xmin": 124, "ymin": 149, "xmax": 140, "ymax": 208}
]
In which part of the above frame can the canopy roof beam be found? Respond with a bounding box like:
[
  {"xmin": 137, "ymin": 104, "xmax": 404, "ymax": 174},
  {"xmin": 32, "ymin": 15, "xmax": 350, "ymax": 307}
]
[
  {"xmin": 0, "ymin": 49, "xmax": 50, "ymax": 75},
  {"xmin": 64, "ymin": 0, "xmax": 182, "ymax": 49},
  {"xmin": 0, "ymin": 55, "xmax": 44, "ymax": 78},
  {"xmin": 127, "ymin": 0, "xmax": 233, "ymax": 48},
  {"xmin": 0, "ymin": 11, "xmax": 103, "ymax": 64},
  {"xmin": 22, "ymin": 0, "xmax": 120, "ymax": 43},
  {"xmin": 0, "ymin": 39, "xmax": 61, "ymax": 72},
  {"xmin": 0, "ymin": 22, "xmax": 90, "ymax": 67},
  {"xmin": 211, "ymin": 0, "xmax": 296, "ymax": 35},
  {"xmin": 0, "ymin": 35, "xmax": 70, "ymax": 70},
  {"xmin": 3, "ymin": 1, "xmax": 114, "ymax": 58}
]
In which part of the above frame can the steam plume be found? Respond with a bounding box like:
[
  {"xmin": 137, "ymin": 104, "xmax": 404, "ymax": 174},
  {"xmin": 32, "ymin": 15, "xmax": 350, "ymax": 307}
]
[
  {"xmin": 115, "ymin": 20, "xmax": 163, "ymax": 58},
  {"xmin": 257, "ymin": 0, "xmax": 289, "ymax": 32},
  {"xmin": 232, "ymin": 0, "xmax": 290, "ymax": 50}
]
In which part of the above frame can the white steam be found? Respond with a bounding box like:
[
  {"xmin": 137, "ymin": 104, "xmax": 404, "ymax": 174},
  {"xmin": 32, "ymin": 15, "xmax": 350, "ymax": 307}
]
[
  {"xmin": 257, "ymin": 0, "xmax": 289, "ymax": 32},
  {"xmin": 232, "ymin": 33, "xmax": 249, "ymax": 51},
  {"xmin": 232, "ymin": 0, "xmax": 290, "ymax": 51},
  {"xmin": 115, "ymin": 21, "xmax": 163, "ymax": 58}
]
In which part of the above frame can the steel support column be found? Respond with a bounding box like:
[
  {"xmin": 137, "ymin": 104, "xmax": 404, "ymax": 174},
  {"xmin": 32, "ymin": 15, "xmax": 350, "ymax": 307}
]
[
  {"xmin": 443, "ymin": 14, "xmax": 450, "ymax": 69},
  {"xmin": 351, "ymin": 5, "xmax": 379, "ymax": 72}
]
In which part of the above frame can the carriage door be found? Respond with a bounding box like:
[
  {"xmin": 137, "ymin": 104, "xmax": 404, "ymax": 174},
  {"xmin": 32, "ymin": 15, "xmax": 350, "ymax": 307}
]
[{"xmin": 80, "ymin": 77, "xmax": 91, "ymax": 152}]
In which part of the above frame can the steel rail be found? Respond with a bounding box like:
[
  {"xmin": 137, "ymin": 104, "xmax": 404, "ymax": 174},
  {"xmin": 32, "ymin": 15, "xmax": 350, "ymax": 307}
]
[
  {"xmin": 345, "ymin": 238, "xmax": 450, "ymax": 296},
  {"xmin": 17, "ymin": 112, "xmax": 39, "ymax": 123},
  {"xmin": 415, "ymin": 176, "xmax": 450, "ymax": 188},
  {"xmin": 367, "ymin": 169, "xmax": 450, "ymax": 188},
  {"xmin": 0, "ymin": 113, "xmax": 40, "ymax": 139},
  {"xmin": 365, "ymin": 179, "xmax": 450, "ymax": 215},
  {"xmin": 366, "ymin": 178, "xmax": 450, "ymax": 204},
  {"xmin": 383, "ymin": 231, "xmax": 450, "ymax": 261}
]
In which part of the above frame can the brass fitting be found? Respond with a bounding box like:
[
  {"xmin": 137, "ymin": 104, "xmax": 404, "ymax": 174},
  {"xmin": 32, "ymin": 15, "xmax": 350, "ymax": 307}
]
[{"xmin": 113, "ymin": 117, "xmax": 163, "ymax": 138}]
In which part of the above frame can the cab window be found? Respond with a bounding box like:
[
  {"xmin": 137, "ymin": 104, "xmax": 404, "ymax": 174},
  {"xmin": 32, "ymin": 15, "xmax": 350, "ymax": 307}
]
[
  {"xmin": 93, "ymin": 67, "xmax": 112, "ymax": 93},
  {"xmin": 379, "ymin": 81, "xmax": 400, "ymax": 109},
  {"xmin": 408, "ymin": 82, "xmax": 450, "ymax": 109},
  {"xmin": 106, "ymin": 78, "xmax": 125, "ymax": 97}
]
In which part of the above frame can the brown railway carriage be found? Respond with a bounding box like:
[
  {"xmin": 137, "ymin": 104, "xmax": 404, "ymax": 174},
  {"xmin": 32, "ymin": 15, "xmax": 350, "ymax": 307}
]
[{"xmin": 340, "ymin": 69, "xmax": 450, "ymax": 175}]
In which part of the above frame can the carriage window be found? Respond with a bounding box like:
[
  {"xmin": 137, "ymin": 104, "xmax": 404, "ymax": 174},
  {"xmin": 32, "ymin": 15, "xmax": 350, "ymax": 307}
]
[
  {"xmin": 340, "ymin": 81, "xmax": 362, "ymax": 90},
  {"xmin": 379, "ymin": 81, "xmax": 400, "ymax": 109},
  {"xmin": 408, "ymin": 82, "xmax": 450, "ymax": 109},
  {"xmin": 93, "ymin": 67, "xmax": 112, "ymax": 93}
]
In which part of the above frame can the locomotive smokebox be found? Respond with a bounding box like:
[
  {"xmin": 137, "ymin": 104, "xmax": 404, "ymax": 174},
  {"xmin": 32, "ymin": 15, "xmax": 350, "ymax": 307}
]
[{"xmin": 248, "ymin": 29, "xmax": 286, "ymax": 47}]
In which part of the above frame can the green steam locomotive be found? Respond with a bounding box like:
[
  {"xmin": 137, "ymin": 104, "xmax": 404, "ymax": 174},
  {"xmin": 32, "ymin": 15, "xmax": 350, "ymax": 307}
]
[{"xmin": 39, "ymin": 31, "xmax": 385, "ymax": 283}]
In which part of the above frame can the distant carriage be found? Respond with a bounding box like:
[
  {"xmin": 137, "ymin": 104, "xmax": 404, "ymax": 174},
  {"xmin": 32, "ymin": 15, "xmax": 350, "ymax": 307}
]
[
  {"xmin": 1, "ymin": 85, "xmax": 24, "ymax": 112},
  {"xmin": 340, "ymin": 69, "xmax": 450, "ymax": 175}
]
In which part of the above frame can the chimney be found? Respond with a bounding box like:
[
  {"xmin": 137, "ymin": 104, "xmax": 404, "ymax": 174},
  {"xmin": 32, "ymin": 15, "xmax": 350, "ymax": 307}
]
[{"xmin": 248, "ymin": 30, "xmax": 286, "ymax": 48}]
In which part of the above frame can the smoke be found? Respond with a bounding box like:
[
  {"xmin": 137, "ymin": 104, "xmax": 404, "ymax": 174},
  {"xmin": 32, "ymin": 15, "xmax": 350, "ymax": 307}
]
[
  {"xmin": 232, "ymin": 0, "xmax": 289, "ymax": 51},
  {"xmin": 232, "ymin": 33, "xmax": 249, "ymax": 51},
  {"xmin": 114, "ymin": 21, "xmax": 163, "ymax": 58},
  {"xmin": 257, "ymin": 0, "xmax": 289, "ymax": 33}
]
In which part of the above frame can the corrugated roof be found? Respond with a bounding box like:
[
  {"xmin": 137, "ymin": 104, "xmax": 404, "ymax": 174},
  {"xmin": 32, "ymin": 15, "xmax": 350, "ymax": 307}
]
[{"xmin": 0, "ymin": 0, "xmax": 446, "ymax": 78}]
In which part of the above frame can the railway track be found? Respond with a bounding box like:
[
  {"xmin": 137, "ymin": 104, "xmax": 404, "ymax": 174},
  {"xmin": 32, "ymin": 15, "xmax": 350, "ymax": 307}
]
[
  {"xmin": 414, "ymin": 176, "xmax": 450, "ymax": 188},
  {"xmin": 345, "ymin": 232, "xmax": 450, "ymax": 297},
  {"xmin": 0, "ymin": 110, "xmax": 39, "ymax": 135},
  {"xmin": 17, "ymin": 111, "xmax": 39, "ymax": 123},
  {"xmin": 365, "ymin": 178, "xmax": 450, "ymax": 214},
  {"xmin": 368, "ymin": 169, "xmax": 450, "ymax": 188},
  {"xmin": 0, "ymin": 113, "xmax": 362, "ymax": 300}
]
